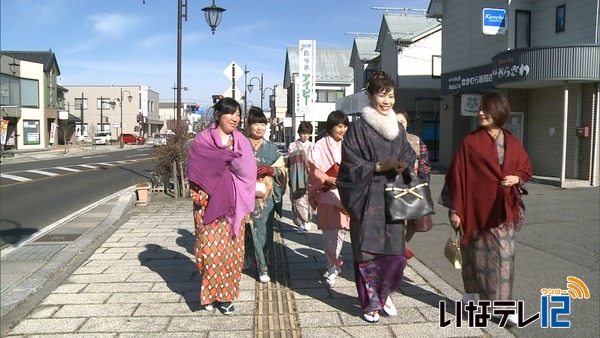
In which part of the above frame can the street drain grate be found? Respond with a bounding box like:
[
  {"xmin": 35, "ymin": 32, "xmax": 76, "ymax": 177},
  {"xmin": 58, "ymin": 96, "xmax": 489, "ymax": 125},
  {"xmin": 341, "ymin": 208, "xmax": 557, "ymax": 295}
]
[{"xmin": 34, "ymin": 234, "xmax": 81, "ymax": 242}]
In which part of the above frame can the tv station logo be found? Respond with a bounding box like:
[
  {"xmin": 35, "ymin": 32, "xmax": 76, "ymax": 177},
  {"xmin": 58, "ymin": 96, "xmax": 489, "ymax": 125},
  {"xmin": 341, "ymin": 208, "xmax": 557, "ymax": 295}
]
[{"xmin": 439, "ymin": 276, "xmax": 590, "ymax": 328}]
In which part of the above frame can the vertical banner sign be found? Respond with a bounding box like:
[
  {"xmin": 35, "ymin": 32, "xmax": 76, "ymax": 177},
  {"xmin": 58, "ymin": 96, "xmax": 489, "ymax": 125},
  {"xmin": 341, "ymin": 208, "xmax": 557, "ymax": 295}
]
[
  {"xmin": 299, "ymin": 40, "xmax": 315, "ymax": 119},
  {"xmin": 0, "ymin": 119, "xmax": 8, "ymax": 145},
  {"xmin": 49, "ymin": 122, "xmax": 57, "ymax": 144}
]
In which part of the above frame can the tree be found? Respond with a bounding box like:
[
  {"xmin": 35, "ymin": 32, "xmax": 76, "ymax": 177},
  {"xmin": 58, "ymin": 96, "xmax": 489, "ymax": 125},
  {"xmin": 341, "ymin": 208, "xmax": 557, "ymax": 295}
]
[{"xmin": 154, "ymin": 122, "xmax": 190, "ymax": 198}]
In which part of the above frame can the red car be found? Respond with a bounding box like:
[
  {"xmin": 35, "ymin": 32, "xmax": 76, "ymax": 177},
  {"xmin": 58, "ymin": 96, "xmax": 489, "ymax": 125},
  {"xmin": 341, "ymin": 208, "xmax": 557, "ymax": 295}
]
[{"xmin": 119, "ymin": 133, "xmax": 146, "ymax": 145}]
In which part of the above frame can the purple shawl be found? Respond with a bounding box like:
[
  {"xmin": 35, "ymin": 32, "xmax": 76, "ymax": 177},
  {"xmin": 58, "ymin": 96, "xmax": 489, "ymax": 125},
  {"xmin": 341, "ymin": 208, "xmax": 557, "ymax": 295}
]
[{"xmin": 187, "ymin": 123, "xmax": 256, "ymax": 237}]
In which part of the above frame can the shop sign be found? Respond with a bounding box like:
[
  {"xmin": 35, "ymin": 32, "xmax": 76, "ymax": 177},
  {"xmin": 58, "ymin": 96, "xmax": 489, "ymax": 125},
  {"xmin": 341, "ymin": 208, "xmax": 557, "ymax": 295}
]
[
  {"xmin": 461, "ymin": 94, "xmax": 481, "ymax": 116},
  {"xmin": 483, "ymin": 8, "xmax": 507, "ymax": 35}
]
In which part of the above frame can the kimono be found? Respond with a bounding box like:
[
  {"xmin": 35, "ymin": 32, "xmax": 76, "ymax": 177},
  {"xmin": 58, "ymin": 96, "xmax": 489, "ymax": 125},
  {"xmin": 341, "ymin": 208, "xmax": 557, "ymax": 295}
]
[
  {"xmin": 337, "ymin": 110, "xmax": 415, "ymax": 262},
  {"xmin": 245, "ymin": 138, "xmax": 287, "ymax": 276},
  {"xmin": 287, "ymin": 139, "xmax": 313, "ymax": 227},
  {"xmin": 337, "ymin": 106, "xmax": 415, "ymax": 313}
]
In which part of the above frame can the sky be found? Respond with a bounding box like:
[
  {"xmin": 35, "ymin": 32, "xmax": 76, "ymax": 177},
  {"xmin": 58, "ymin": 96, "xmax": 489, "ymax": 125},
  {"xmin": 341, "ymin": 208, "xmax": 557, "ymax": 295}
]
[{"xmin": 1, "ymin": 0, "xmax": 431, "ymax": 108}]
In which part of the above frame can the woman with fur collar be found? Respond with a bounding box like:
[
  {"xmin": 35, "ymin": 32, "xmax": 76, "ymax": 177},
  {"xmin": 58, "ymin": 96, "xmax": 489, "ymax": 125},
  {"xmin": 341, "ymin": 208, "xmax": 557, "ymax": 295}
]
[{"xmin": 337, "ymin": 70, "xmax": 415, "ymax": 323}]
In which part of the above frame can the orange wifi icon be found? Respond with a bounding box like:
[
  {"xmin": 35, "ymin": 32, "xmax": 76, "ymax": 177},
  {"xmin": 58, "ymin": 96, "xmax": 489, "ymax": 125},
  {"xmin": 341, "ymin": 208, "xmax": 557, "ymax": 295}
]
[{"xmin": 566, "ymin": 276, "xmax": 590, "ymax": 299}]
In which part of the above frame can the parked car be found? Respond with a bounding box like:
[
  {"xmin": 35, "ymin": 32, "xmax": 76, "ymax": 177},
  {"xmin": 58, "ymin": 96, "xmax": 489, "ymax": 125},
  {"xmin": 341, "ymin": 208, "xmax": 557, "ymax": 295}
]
[
  {"xmin": 153, "ymin": 134, "xmax": 167, "ymax": 147},
  {"xmin": 77, "ymin": 134, "xmax": 92, "ymax": 143},
  {"xmin": 119, "ymin": 133, "xmax": 146, "ymax": 145},
  {"xmin": 93, "ymin": 132, "xmax": 112, "ymax": 145}
]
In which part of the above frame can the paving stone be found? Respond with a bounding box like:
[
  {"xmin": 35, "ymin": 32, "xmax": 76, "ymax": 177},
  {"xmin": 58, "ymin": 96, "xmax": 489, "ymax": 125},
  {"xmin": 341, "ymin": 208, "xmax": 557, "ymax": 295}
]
[{"xmin": 9, "ymin": 318, "xmax": 86, "ymax": 335}]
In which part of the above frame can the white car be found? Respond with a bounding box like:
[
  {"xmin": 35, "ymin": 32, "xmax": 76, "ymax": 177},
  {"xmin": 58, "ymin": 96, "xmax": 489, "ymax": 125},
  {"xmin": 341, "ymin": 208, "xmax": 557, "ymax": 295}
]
[
  {"xmin": 152, "ymin": 134, "xmax": 167, "ymax": 147},
  {"xmin": 77, "ymin": 134, "xmax": 92, "ymax": 143},
  {"xmin": 94, "ymin": 132, "xmax": 112, "ymax": 145}
]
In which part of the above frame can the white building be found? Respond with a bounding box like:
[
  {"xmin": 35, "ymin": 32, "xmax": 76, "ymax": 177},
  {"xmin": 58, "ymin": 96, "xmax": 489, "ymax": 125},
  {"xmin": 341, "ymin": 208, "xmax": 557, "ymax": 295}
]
[{"xmin": 339, "ymin": 13, "xmax": 443, "ymax": 160}]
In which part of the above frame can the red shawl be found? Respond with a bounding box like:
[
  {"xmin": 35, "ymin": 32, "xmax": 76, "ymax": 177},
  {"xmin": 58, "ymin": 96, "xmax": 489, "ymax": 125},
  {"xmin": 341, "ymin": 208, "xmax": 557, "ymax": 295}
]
[{"xmin": 445, "ymin": 127, "xmax": 532, "ymax": 244}]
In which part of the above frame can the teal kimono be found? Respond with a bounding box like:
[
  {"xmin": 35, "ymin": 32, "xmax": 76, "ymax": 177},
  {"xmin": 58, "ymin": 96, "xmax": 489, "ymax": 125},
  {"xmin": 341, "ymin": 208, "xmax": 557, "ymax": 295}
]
[{"xmin": 245, "ymin": 138, "xmax": 286, "ymax": 276}]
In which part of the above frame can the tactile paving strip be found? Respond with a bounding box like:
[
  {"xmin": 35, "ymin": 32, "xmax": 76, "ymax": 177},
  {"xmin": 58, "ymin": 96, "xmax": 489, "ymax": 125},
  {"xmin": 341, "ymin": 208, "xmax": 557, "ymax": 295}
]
[{"xmin": 255, "ymin": 227, "xmax": 300, "ymax": 338}]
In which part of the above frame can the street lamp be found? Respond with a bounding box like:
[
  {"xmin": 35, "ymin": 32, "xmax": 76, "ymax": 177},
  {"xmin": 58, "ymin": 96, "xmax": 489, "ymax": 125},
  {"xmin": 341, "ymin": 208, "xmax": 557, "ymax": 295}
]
[
  {"xmin": 144, "ymin": 0, "xmax": 225, "ymax": 127},
  {"xmin": 247, "ymin": 74, "xmax": 264, "ymax": 109},
  {"xmin": 112, "ymin": 89, "xmax": 133, "ymax": 148},
  {"xmin": 178, "ymin": 0, "xmax": 224, "ymax": 127}
]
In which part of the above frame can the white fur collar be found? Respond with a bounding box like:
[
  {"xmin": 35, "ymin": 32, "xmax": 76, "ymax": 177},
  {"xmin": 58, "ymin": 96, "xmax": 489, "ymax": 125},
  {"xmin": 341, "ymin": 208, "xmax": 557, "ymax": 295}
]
[{"xmin": 361, "ymin": 105, "xmax": 399, "ymax": 141}]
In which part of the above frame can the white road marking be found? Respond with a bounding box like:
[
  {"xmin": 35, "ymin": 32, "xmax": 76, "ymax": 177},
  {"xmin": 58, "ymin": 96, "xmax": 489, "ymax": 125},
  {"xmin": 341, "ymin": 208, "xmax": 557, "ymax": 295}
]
[
  {"xmin": 26, "ymin": 169, "xmax": 60, "ymax": 176},
  {"xmin": 54, "ymin": 166, "xmax": 81, "ymax": 172},
  {"xmin": 0, "ymin": 173, "xmax": 31, "ymax": 182},
  {"xmin": 78, "ymin": 164, "xmax": 98, "ymax": 169}
]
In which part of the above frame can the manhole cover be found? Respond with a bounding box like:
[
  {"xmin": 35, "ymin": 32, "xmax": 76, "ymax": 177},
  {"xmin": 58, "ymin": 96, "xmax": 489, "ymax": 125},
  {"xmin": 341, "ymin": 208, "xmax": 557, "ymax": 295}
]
[{"xmin": 35, "ymin": 233, "xmax": 81, "ymax": 242}]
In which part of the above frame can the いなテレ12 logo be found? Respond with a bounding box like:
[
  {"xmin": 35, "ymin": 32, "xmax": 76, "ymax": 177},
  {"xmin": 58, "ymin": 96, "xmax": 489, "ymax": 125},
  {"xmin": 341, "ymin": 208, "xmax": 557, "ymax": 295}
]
[{"xmin": 540, "ymin": 276, "xmax": 590, "ymax": 328}]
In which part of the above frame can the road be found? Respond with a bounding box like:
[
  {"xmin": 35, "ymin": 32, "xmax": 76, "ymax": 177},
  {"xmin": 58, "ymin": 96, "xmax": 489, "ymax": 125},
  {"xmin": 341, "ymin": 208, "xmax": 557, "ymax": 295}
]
[
  {"xmin": 409, "ymin": 174, "xmax": 599, "ymax": 338},
  {"xmin": 0, "ymin": 147, "xmax": 156, "ymax": 249}
]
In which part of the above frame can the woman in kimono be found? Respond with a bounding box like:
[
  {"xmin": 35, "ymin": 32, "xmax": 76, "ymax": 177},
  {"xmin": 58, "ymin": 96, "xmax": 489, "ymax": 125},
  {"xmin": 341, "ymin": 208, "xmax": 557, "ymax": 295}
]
[
  {"xmin": 245, "ymin": 106, "xmax": 287, "ymax": 283},
  {"xmin": 287, "ymin": 121, "xmax": 314, "ymax": 234},
  {"xmin": 442, "ymin": 92, "xmax": 532, "ymax": 326},
  {"xmin": 337, "ymin": 71, "xmax": 415, "ymax": 323},
  {"xmin": 187, "ymin": 97, "xmax": 256, "ymax": 315},
  {"xmin": 307, "ymin": 110, "xmax": 351, "ymax": 287}
]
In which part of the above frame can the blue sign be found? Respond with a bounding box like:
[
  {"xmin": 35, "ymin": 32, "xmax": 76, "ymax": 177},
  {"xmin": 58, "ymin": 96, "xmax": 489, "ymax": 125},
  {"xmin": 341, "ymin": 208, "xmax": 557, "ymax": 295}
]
[{"xmin": 482, "ymin": 8, "xmax": 507, "ymax": 35}]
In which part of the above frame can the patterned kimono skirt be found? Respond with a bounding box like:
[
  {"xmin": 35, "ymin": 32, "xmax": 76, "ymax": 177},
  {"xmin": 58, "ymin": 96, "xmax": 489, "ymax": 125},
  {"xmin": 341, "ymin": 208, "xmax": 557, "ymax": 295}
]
[
  {"xmin": 192, "ymin": 188, "xmax": 245, "ymax": 305},
  {"xmin": 461, "ymin": 220, "xmax": 520, "ymax": 301}
]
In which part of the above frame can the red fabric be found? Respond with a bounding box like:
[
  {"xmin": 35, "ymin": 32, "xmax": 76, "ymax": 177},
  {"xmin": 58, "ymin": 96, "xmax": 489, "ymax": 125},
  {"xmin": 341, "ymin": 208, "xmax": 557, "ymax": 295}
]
[
  {"xmin": 321, "ymin": 162, "xmax": 340, "ymax": 191},
  {"xmin": 445, "ymin": 127, "xmax": 532, "ymax": 245},
  {"xmin": 405, "ymin": 248, "xmax": 415, "ymax": 260}
]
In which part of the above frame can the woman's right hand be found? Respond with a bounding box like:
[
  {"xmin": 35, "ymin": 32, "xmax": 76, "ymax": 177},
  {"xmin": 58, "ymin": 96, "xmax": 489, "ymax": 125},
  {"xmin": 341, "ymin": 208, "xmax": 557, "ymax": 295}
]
[
  {"xmin": 449, "ymin": 212, "xmax": 462, "ymax": 230},
  {"xmin": 379, "ymin": 158, "xmax": 408, "ymax": 173}
]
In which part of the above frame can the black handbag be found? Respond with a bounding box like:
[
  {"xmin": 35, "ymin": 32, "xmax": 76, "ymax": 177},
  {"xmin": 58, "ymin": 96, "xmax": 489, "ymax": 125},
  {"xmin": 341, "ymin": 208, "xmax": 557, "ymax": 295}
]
[{"xmin": 384, "ymin": 169, "xmax": 435, "ymax": 223}]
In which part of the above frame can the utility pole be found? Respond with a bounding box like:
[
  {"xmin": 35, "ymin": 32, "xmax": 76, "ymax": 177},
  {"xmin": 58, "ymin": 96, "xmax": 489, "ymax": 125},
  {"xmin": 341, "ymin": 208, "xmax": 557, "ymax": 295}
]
[
  {"xmin": 80, "ymin": 93, "xmax": 84, "ymax": 135},
  {"xmin": 100, "ymin": 96, "xmax": 104, "ymax": 132}
]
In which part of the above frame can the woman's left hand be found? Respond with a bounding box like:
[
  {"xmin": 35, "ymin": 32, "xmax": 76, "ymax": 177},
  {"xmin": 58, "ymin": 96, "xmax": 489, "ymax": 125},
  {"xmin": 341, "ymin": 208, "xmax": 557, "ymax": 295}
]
[{"xmin": 500, "ymin": 175, "xmax": 520, "ymax": 187}]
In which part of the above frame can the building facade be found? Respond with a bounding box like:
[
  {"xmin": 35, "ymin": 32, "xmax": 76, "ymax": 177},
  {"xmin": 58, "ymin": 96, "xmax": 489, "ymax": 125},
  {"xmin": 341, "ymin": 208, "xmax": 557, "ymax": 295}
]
[
  {"xmin": 63, "ymin": 85, "xmax": 160, "ymax": 141},
  {"xmin": 1, "ymin": 50, "xmax": 67, "ymax": 150},
  {"xmin": 428, "ymin": 0, "xmax": 600, "ymax": 187},
  {"xmin": 339, "ymin": 13, "xmax": 443, "ymax": 160}
]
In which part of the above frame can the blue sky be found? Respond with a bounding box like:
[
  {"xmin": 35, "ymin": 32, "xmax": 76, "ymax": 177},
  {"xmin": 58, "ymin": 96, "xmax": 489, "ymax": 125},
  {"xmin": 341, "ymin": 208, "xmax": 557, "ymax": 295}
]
[{"xmin": 1, "ymin": 0, "xmax": 430, "ymax": 108}]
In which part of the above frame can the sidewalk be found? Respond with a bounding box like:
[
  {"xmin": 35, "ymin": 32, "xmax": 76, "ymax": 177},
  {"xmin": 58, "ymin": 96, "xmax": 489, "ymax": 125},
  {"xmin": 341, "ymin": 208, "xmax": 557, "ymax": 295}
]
[{"xmin": 0, "ymin": 181, "xmax": 514, "ymax": 337}]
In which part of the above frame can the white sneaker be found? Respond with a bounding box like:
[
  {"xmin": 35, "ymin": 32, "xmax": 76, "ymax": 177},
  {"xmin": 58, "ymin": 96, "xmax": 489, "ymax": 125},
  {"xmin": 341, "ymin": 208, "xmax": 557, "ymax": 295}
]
[
  {"xmin": 324, "ymin": 274, "xmax": 336, "ymax": 286},
  {"xmin": 322, "ymin": 266, "xmax": 342, "ymax": 277},
  {"xmin": 296, "ymin": 225, "xmax": 307, "ymax": 234},
  {"xmin": 303, "ymin": 223, "xmax": 312, "ymax": 231},
  {"xmin": 259, "ymin": 274, "xmax": 270, "ymax": 283}
]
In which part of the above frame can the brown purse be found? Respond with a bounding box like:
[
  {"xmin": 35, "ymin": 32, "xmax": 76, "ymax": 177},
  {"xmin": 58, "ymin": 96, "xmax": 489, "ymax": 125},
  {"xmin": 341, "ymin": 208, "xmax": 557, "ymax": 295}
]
[
  {"xmin": 444, "ymin": 224, "xmax": 463, "ymax": 270},
  {"xmin": 413, "ymin": 215, "xmax": 433, "ymax": 232}
]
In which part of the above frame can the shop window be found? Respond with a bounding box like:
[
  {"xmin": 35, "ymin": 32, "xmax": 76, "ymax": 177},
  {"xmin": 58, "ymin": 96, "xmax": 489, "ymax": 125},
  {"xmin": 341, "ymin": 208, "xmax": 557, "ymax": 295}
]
[{"xmin": 23, "ymin": 119, "xmax": 41, "ymax": 145}]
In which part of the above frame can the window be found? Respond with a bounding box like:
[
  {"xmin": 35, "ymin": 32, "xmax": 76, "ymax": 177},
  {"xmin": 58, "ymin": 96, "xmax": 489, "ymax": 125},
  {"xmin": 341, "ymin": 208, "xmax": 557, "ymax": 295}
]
[
  {"xmin": 0, "ymin": 75, "xmax": 38, "ymax": 107},
  {"xmin": 316, "ymin": 89, "xmax": 344, "ymax": 103},
  {"xmin": 515, "ymin": 10, "xmax": 531, "ymax": 48},
  {"xmin": 0, "ymin": 74, "xmax": 20, "ymax": 106},
  {"xmin": 20, "ymin": 78, "xmax": 39, "ymax": 108},
  {"xmin": 432, "ymin": 55, "xmax": 442, "ymax": 77},
  {"xmin": 74, "ymin": 98, "xmax": 88, "ymax": 110},
  {"xmin": 556, "ymin": 4, "xmax": 565, "ymax": 33},
  {"xmin": 97, "ymin": 97, "xmax": 112, "ymax": 110},
  {"xmin": 23, "ymin": 119, "xmax": 41, "ymax": 145}
]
